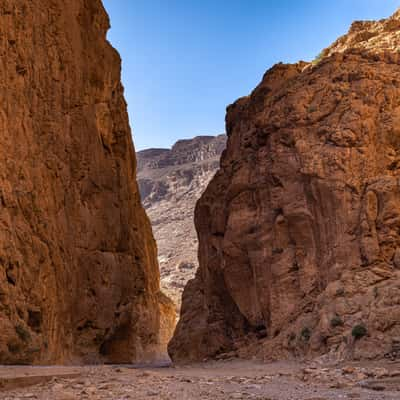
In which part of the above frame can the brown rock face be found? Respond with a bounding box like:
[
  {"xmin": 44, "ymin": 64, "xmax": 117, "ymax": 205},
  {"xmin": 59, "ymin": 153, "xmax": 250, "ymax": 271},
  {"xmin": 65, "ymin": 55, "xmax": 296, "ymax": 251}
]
[
  {"xmin": 169, "ymin": 11, "xmax": 400, "ymax": 362},
  {"xmin": 137, "ymin": 135, "xmax": 226, "ymax": 310},
  {"xmin": 0, "ymin": 0, "xmax": 174, "ymax": 364}
]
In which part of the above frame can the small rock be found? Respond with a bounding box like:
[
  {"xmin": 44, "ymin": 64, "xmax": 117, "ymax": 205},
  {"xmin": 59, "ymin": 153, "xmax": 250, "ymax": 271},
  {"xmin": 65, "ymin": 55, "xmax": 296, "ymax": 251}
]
[
  {"xmin": 355, "ymin": 373, "xmax": 367, "ymax": 381},
  {"xmin": 342, "ymin": 366, "xmax": 355, "ymax": 374},
  {"xmin": 146, "ymin": 390, "xmax": 160, "ymax": 396},
  {"xmin": 370, "ymin": 384, "xmax": 386, "ymax": 391},
  {"xmin": 371, "ymin": 368, "xmax": 389, "ymax": 378},
  {"xmin": 55, "ymin": 391, "xmax": 76, "ymax": 400}
]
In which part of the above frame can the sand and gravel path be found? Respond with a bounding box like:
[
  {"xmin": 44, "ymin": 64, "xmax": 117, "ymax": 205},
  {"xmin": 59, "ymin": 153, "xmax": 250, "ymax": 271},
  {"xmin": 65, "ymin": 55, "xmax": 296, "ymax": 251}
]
[{"xmin": 1, "ymin": 359, "xmax": 399, "ymax": 399}]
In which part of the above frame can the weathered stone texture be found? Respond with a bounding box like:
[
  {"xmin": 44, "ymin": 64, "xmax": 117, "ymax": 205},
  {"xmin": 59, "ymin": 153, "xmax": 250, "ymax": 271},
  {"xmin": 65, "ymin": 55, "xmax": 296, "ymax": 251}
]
[
  {"xmin": 0, "ymin": 0, "xmax": 174, "ymax": 364},
  {"xmin": 170, "ymin": 11, "xmax": 400, "ymax": 362}
]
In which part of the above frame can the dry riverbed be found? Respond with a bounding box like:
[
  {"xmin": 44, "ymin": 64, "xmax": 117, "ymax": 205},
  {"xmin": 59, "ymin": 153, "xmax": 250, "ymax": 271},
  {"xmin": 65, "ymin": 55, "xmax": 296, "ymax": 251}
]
[{"xmin": 1, "ymin": 359, "xmax": 400, "ymax": 399}]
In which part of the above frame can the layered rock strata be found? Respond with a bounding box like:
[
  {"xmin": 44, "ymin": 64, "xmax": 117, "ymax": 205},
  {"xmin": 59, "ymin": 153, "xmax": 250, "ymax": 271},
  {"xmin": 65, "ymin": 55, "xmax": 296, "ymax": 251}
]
[
  {"xmin": 170, "ymin": 10, "xmax": 400, "ymax": 362},
  {"xmin": 0, "ymin": 0, "xmax": 174, "ymax": 364}
]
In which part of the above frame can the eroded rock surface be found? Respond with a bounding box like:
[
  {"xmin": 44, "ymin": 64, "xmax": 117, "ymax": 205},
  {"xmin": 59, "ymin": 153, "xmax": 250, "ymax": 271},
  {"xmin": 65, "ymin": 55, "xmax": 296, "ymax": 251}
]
[
  {"xmin": 170, "ymin": 10, "xmax": 400, "ymax": 362},
  {"xmin": 137, "ymin": 135, "xmax": 226, "ymax": 309},
  {"xmin": 0, "ymin": 0, "xmax": 174, "ymax": 364}
]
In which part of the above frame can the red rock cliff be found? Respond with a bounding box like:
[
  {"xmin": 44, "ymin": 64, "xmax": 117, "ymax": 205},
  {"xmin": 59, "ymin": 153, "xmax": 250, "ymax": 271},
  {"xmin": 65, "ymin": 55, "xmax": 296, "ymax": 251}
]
[
  {"xmin": 0, "ymin": 0, "xmax": 174, "ymax": 364},
  {"xmin": 169, "ymin": 10, "xmax": 400, "ymax": 362}
]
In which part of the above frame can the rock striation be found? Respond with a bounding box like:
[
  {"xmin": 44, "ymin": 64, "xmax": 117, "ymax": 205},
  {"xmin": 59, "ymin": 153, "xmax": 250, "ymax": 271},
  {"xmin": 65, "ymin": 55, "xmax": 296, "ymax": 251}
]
[
  {"xmin": 0, "ymin": 0, "xmax": 174, "ymax": 364},
  {"xmin": 137, "ymin": 135, "xmax": 226, "ymax": 309},
  {"xmin": 170, "ymin": 10, "xmax": 400, "ymax": 362}
]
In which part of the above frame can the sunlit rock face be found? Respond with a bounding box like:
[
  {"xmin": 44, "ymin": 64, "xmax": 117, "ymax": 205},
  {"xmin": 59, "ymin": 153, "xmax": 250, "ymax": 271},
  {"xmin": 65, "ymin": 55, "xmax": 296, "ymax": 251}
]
[
  {"xmin": 0, "ymin": 0, "xmax": 174, "ymax": 364},
  {"xmin": 169, "ymin": 10, "xmax": 400, "ymax": 362}
]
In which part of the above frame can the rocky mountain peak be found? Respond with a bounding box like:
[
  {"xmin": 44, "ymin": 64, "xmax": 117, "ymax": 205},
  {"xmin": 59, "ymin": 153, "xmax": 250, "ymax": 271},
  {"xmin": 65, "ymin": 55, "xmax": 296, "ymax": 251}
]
[{"xmin": 323, "ymin": 8, "xmax": 400, "ymax": 58}]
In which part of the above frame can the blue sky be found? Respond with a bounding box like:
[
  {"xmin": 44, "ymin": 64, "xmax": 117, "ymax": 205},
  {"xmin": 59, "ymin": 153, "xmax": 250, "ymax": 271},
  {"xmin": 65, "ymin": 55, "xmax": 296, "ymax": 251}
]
[{"xmin": 102, "ymin": 0, "xmax": 400, "ymax": 150}]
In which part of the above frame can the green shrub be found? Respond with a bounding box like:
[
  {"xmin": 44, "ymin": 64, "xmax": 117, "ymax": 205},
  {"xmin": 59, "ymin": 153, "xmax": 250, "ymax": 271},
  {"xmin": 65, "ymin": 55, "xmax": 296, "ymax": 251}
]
[
  {"xmin": 7, "ymin": 341, "xmax": 20, "ymax": 354},
  {"xmin": 336, "ymin": 288, "xmax": 345, "ymax": 297},
  {"xmin": 301, "ymin": 327, "xmax": 311, "ymax": 342},
  {"xmin": 330, "ymin": 316, "xmax": 344, "ymax": 328},
  {"xmin": 352, "ymin": 324, "xmax": 367, "ymax": 340},
  {"xmin": 27, "ymin": 346, "xmax": 41, "ymax": 354},
  {"xmin": 312, "ymin": 51, "xmax": 325, "ymax": 65},
  {"xmin": 15, "ymin": 324, "xmax": 31, "ymax": 342},
  {"xmin": 308, "ymin": 105, "xmax": 317, "ymax": 113}
]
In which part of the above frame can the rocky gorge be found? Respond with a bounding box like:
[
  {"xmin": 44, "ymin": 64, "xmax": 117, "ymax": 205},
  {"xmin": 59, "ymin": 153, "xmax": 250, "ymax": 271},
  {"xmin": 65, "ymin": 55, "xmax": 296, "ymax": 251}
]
[
  {"xmin": 1, "ymin": 1, "xmax": 400, "ymax": 399},
  {"xmin": 136, "ymin": 135, "xmax": 226, "ymax": 309}
]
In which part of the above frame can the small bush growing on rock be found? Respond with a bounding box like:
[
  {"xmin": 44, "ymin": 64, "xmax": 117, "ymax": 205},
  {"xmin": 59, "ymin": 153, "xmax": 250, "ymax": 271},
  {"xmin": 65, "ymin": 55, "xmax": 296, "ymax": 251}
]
[
  {"xmin": 312, "ymin": 51, "xmax": 324, "ymax": 65},
  {"xmin": 301, "ymin": 327, "xmax": 311, "ymax": 342},
  {"xmin": 330, "ymin": 316, "xmax": 344, "ymax": 328},
  {"xmin": 7, "ymin": 340, "xmax": 20, "ymax": 354},
  {"xmin": 15, "ymin": 324, "xmax": 31, "ymax": 342},
  {"xmin": 178, "ymin": 262, "xmax": 195, "ymax": 270},
  {"xmin": 27, "ymin": 346, "xmax": 41, "ymax": 354},
  {"xmin": 307, "ymin": 105, "xmax": 317, "ymax": 113},
  {"xmin": 352, "ymin": 324, "xmax": 367, "ymax": 340},
  {"xmin": 335, "ymin": 287, "xmax": 345, "ymax": 297}
]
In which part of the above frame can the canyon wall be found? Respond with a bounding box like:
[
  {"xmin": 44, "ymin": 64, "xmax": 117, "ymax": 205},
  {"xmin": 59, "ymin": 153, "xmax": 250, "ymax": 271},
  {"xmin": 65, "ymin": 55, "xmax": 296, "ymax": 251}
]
[
  {"xmin": 137, "ymin": 135, "xmax": 226, "ymax": 310},
  {"xmin": 0, "ymin": 0, "xmax": 174, "ymax": 364},
  {"xmin": 170, "ymin": 10, "xmax": 400, "ymax": 362}
]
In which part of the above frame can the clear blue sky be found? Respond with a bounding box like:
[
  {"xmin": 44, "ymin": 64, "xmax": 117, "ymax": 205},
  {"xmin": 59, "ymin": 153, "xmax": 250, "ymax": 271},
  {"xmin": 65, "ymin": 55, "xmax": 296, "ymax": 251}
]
[{"xmin": 102, "ymin": 0, "xmax": 400, "ymax": 151}]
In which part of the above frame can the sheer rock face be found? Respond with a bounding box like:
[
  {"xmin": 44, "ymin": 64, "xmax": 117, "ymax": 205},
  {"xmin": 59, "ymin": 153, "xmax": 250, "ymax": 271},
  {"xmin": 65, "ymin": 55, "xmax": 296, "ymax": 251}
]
[
  {"xmin": 0, "ymin": 0, "xmax": 174, "ymax": 364},
  {"xmin": 169, "ymin": 11, "xmax": 400, "ymax": 362},
  {"xmin": 137, "ymin": 135, "xmax": 226, "ymax": 310}
]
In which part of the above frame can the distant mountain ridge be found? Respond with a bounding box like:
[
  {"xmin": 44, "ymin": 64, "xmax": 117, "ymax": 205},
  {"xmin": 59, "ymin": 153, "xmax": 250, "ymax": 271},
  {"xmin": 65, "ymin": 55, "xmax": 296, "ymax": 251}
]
[
  {"xmin": 136, "ymin": 135, "xmax": 227, "ymax": 309},
  {"xmin": 137, "ymin": 135, "xmax": 226, "ymax": 174}
]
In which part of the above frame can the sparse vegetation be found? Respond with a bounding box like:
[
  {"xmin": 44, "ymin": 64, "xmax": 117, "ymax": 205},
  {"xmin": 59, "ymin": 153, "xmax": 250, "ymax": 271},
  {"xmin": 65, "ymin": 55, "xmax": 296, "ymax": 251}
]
[
  {"xmin": 27, "ymin": 346, "xmax": 41, "ymax": 354},
  {"xmin": 7, "ymin": 340, "xmax": 20, "ymax": 354},
  {"xmin": 335, "ymin": 287, "xmax": 345, "ymax": 297},
  {"xmin": 307, "ymin": 105, "xmax": 317, "ymax": 113},
  {"xmin": 15, "ymin": 324, "xmax": 31, "ymax": 342},
  {"xmin": 272, "ymin": 247, "xmax": 283, "ymax": 254},
  {"xmin": 312, "ymin": 51, "xmax": 325, "ymax": 65},
  {"xmin": 352, "ymin": 324, "xmax": 367, "ymax": 340},
  {"xmin": 330, "ymin": 316, "xmax": 344, "ymax": 328},
  {"xmin": 301, "ymin": 327, "xmax": 311, "ymax": 342}
]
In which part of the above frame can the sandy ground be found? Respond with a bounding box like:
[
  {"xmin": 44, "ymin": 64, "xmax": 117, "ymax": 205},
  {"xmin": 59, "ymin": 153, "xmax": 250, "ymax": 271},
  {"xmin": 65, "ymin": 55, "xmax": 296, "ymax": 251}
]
[{"xmin": 1, "ymin": 359, "xmax": 399, "ymax": 399}]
